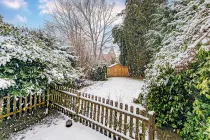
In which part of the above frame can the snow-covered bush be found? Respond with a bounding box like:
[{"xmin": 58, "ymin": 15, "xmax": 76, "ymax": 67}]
[
  {"xmin": 90, "ymin": 64, "xmax": 107, "ymax": 81},
  {"xmin": 144, "ymin": 0, "xmax": 210, "ymax": 87},
  {"xmin": 0, "ymin": 17, "xmax": 82, "ymax": 97},
  {"xmin": 143, "ymin": 0, "xmax": 210, "ymax": 139}
]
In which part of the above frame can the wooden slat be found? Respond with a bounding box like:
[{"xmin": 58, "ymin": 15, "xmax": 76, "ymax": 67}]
[
  {"xmin": 0, "ymin": 98, "xmax": 3, "ymax": 122},
  {"xmin": 148, "ymin": 112, "xmax": 155, "ymax": 140},
  {"xmin": 140, "ymin": 111, "xmax": 146, "ymax": 140},
  {"xmin": 80, "ymin": 93, "xmax": 84, "ymax": 123},
  {"xmin": 76, "ymin": 92, "xmax": 81, "ymax": 120},
  {"xmin": 34, "ymin": 94, "xmax": 37, "ymax": 110},
  {"xmin": 87, "ymin": 94, "xmax": 91, "ymax": 127},
  {"xmin": 114, "ymin": 101, "xmax": 118, "ymax": 131},
  {"xmin": 85, "ymin": 94, "xmax": 89, "ymax": 126},
  {"xmin": 135, "ymin": 108, "xmax": 140, "ymax": 140},
  {"xmin": 129, "ymin": 106, "xmax": 134, "ymax": 138},
  {"xmin": 83, "ymin": 93, "xmax": 87, "ymax": 124},
  {"xmin": 19, "ymin": 97, "xmax": 22, "ymax": 117},
  {"xmin": 24, "ymin": 96, "xmax": 28, "ymax": 113},
  {"xmin": 109, "ymin": 100, "xmax": 113, "ymax": 138},
  {"xmin": 119, "ymin": 103, "xmax": 123, "ymax": 133},
  {"xmin": 38, "ymin": 94, "xmax": 41, "ymax": 106},
  {"xmin": 29, "ymin": 94, "xmax": 33, "ymax": 113},
  {"xmin": 124, "ymin": 104, "xmax": 128, "ymax": 136},
  {"xmin": 42, "ymin": 92, "xmax": 45, "ymax": 107},
  {"xmin": 7, "ymin": 95, "xmax": 10, "ymax": 118},
  {"xmin": 93, "ymin": 96, "xmax": 97, "ymax": 129},
  {"xmin": 97, "ymin": 97, "xmax": 101, "ymax": 131},
  {"xmin": 104, "ymin": 99, "xmax": 109, "ymax": 136},
  {"xmin": 90, "ymin": 95, "xmax": 94, "ymax": 123},
  {"xmin": 13, "ymin": 96, "xmax": 17, "ymax": 118},
  {"xmin": 100, "ymin": 98, "xmax": 105, "ymax": 133}
]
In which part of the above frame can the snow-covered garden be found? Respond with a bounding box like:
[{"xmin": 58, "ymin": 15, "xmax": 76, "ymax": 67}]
[
  {"xmin": 11, "ymin": 113, "xmax": 110, "ymax": 140},
  {"xmin": 79, "ymin": 77, "xmax": 144, "ymax": 107},
  {"xmin": 0, "ymin": 0, "xmax": 210, "ymax": 139}
]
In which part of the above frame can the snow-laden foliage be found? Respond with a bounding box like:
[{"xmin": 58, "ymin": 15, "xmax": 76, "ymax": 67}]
[
  {"xmin": 0, "ymin": 78, "xmax": 15, "ymax": 90},
  {"xmin": 0, "ymin": 18, "xmax": 82, "ymax": 96},
  {"xmin": 90, "ymin": 63, "xmax": 107, "ymax": 81},
  {"xmin": 144, "ymin": 0, "xmax": 210, "ymax": 139},
  {"xmin": 144, "ymin": 0, "xmax": 210, "ymax": 89}
]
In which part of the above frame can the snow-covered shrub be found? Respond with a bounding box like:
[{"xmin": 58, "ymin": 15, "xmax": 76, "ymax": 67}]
[
  {"xmin": 143, "ymin": 0, "xmax": 210, "ymax": 139},
  {"xmin": 0, "ymin": 17, "xmax": 81, "ymax": 97},
  {"xmin": 146, "ymin": 49, "xmax": 210, "ymax": 139},
  {"xmin": 90, "ymin": 64, "xmax": 107, "ymax": 81}
]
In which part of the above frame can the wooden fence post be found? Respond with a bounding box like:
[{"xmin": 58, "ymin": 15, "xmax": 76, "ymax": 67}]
[
  {"xmin": 0, "ymin": 98, "xmax": 3, "ymax": 123},
  {"xmin": 148, "ymin": 111, "xmax": 155, "ymax": 140}
]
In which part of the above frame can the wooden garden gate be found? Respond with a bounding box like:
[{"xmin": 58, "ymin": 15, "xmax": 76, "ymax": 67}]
[
  {"xmin": 107, "ymin": 63, "xmax": 129, "ymax": 77},
  {"xmin": 49, "ymin": 86, "xmax": 156, "ymax": 140}
]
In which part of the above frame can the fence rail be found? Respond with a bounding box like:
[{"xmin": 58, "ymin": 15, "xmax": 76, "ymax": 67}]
[
  {"xmin": 49, "ymin": 86, "xmax": 155, "ymax": 140},
  {"xmin": 0, "ymin": 93, "xmax": 46, "ymax": 122}
]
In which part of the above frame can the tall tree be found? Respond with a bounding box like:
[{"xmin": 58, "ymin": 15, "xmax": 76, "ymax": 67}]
[
  {"xmin": 45, "ymin": 0, "xmax": 117, "ymax": 68},
  {"xmin": 113, "ymin": 0, "xmax": 167, "ymax": 77}
]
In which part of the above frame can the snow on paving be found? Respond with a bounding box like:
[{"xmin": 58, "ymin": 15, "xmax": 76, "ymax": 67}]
[
  {"xmin": 79, "ymin": 77, "xmax": 144, "ymax": 108},
  {"xmin": 11, "ymin": 114, "xmax": 110, "ymax": 140}
]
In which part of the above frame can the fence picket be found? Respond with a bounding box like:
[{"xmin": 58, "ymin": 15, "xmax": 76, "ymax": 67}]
[
  {"xmin": 93, "ymin": 96, "xmax": 97, "ymax": 129},
  {"xmin": 13, "ymin": 96, "xmax": 17, "ymax": 118},
  {"xmin": 24, "ymin": 96, "xmax": 28, "ymax": 113},
  {"xmin": 129, "ymin": 106, "xmax": 134, "ymax": 138},
  {"xmin": 149, "ymin": 112, "xmax": 155, "ymax": 140},
  {"xmin": 0, "ymin": 98, "xmax": 3, "ymax": 122},
  {"xmin": 38, "ymin": 94, "xmax": 41, "ymax": 108},
  {"xmin": 34, "ymin": 94, "xmax": 37, "ymax": 110},
  {"xmin": 42, "ymin": 92, "xmax": 45, "ymax": 108},
  {"xmin": 104, "ymin": 99, "xmax": 109, "ymax": 136},
  {"xmin": 100, "ymin": 98, "xmax": 105, "ymax": 133},
  {"xmin": 124, "ymin": 104, "xmax": 128, "ymax": 136},
  {"xmin": 80, "ymin": 93, "xmax": 84, "ymax": 123},
  {"xmin": 109, "ymin": 100, "xmax": 113, "ymax": 138},
  {"xmin": 140, "ymin": 111, "xmax": 146, "ymax": 140},
  {"xmin": 113, "ymin": 101, "xmax": 118, "ymax": 139},
  {"xmin": 97, "ymin": 97, "xmax": 101, "ymax": 131},
  {"xmin": 7, "ymin": 95, "xmax": 10, "ymax": 119},
  {"xmin": 29, "ymin": 94, "xmax": 33, "ymax": 113},
  {"xmin": 119, "ymin": 103, "xmax": 123, "ymax": 133},
  {"xmin": 135, "ymin": 108, "xmax": 140, "ymax": 140},
  {"xmin": 19, "ymin": 97, "xmax": 23, "ymax": 117},
  {"xmin": 90, "ymin": 95, "xmax": 94, "ymax": 127}
]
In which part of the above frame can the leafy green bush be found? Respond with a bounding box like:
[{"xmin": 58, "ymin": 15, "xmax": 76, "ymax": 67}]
[
  {"xmin": 90, "ymin": 64, "xmax": 107, "ymax": 81},
  {"xmin": 146, "ymin": 49, "xmax": 210, "ymax": 139},
  {"xmin": 0, "ymin": 17, "xmax": 81, "ymax": 97}
]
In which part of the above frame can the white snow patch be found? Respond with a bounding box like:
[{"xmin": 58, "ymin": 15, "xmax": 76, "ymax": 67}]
[
  {"xmin": 10, "ymin": 114, "xmax": 110, "ymax": 140},
  {"xmin": 79, "ymin": 77, "xmax": 144, "ymax": 108},
  {"xmin": 0, "ymin": 78, "xmax": 15, "ymax": 90}
]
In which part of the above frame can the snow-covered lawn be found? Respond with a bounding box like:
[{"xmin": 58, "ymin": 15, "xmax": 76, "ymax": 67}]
[
  {"xmin": 11, "ymin": 113, "xmax": 110, "ymax": 140},
  {"xmin": 79, "ymin": 77, "xmax": 144, "ymax": 107}
]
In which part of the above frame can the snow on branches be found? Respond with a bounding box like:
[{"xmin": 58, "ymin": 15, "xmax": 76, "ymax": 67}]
[
  {"xmin": 0, "ymin": 20, "xmax": 81, "ymax": 93},
  {"xmin": 145, "ymin": 0, "xmax": 210, "ymax": 87}
]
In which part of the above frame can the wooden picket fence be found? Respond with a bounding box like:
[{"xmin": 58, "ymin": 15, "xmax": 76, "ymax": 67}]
[
  {"xmin": 49, "ymin": 86, "xmax": 155, "ymax": 140},
  {"xmin": 0, "ymin": 93, "xmax": 46, "ymax": 122}
]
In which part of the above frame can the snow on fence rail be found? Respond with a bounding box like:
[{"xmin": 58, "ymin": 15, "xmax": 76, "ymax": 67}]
[
  {"xmin": 49, "ymin": 86, "xmax": 155, "ymax": 140},
  {"xmin": 0, "ymin": 93, "xmax": 46, "ymax": 122}
]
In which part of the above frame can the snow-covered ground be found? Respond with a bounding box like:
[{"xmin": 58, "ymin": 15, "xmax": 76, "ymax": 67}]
[
  {"xmin": 10, "ymin": 114, "xmax": 110, "ymax": 140},
  {"xmin": 79, "ymin": 77, "xmax": 144, "ymax": 108}
]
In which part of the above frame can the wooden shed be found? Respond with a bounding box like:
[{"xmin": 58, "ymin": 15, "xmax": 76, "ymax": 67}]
[{"xmin": 107, "ymin": 63, "xmax": 129, "ymax": 77}]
